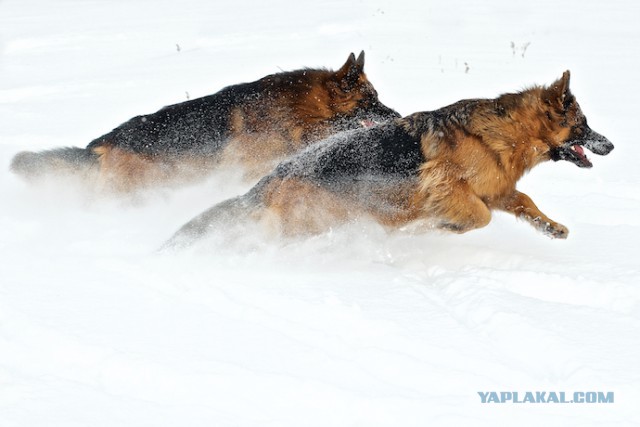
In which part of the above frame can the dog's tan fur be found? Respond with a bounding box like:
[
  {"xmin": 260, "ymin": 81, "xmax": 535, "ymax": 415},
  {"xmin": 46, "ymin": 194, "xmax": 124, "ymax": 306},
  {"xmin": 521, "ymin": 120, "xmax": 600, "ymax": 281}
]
[
  {"xmin": 11, "ymin": 52, "xmax": 398, "ymax": 193},
  {"xmin": 167, "ymin": 71, "xmax": 614, "ymax": 247}
]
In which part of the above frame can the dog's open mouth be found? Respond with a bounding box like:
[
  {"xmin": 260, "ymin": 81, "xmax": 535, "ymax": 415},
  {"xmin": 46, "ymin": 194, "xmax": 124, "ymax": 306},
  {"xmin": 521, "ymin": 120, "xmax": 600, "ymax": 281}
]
[
  {"xmin": 553, "ymin": 127, "xmax": 614, "ymax": 168},
  {"xmin": 569, "ymin": 144, "xmax": 592, "ymax": 168}
]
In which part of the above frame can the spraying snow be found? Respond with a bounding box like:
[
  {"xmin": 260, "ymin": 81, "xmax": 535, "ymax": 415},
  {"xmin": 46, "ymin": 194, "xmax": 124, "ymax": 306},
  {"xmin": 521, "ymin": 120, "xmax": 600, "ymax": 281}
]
[{"xmin": 1, "ymin": 0, "xmax": 639, "ymax": 426}]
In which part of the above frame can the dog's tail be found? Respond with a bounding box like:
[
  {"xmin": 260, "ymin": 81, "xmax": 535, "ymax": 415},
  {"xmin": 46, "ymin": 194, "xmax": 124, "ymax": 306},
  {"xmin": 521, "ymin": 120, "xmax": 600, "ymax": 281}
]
[
  {"xmin": 161, "ymin": 192, "xmax": 262, "ymax": 251},
  {"xmin": 10, "ymin": 147, "xmax": 99, "ymax": 180},
  {"xmin": 161, "ymin": 176, "xmax": 274, "ymax": 250}
]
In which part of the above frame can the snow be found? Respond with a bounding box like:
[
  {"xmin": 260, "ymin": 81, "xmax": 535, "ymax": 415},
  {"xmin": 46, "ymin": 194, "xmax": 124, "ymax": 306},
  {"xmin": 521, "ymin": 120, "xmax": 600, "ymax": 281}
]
[{"xmin": 1, "ymin": 0, "xmax": 639, "ymax": 425}]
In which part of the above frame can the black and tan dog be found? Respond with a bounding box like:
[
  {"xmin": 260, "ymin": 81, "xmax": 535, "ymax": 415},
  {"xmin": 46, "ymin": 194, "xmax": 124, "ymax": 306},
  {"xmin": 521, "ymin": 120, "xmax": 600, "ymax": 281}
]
[
  {"xmin": 166, "ymin": 71, "xmax": 613, "ymax": 247},
  {"xmin": 11, "ymin": 51, "xmax": 399, "ymax": 192}
]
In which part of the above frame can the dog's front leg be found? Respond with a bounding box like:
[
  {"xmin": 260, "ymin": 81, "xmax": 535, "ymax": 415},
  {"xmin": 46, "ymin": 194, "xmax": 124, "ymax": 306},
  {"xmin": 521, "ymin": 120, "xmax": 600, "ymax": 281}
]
[{"xmin": 497, "ymin": 190, "xmax": 569, "ymax": 239}]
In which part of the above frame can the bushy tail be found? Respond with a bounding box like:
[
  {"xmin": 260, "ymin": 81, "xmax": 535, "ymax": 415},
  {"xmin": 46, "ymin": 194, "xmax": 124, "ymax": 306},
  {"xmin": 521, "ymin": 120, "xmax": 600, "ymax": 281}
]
[
  {"xmin": 161, "ymin": 194, "xmax": 257, "ymax": 250},
  {"xmin": 161, "ymin": 176, "xmax": 272, "ymax": 251},
  {"xmin": 10, "ymin": 147, "xmax": 99, "ymax": 180}
]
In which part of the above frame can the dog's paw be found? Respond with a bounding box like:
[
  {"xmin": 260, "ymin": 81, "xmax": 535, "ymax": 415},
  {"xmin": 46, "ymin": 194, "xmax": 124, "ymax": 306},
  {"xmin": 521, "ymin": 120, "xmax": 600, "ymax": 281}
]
[
  {"xmin": 533, "ymin": 218, "xmax": 569, "ymax": 239},
  {"xmin": 546, "ymin": 223, "xmax": 569, "ymax": 239}
]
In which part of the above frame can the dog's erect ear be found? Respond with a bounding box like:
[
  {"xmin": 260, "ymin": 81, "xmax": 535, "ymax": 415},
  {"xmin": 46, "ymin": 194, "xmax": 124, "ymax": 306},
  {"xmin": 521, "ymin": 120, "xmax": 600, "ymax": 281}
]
[
  {"xmin": 356, "ymin": 50, "xmax": 365, "ymax": 70},
  {"xmin": 544, "ymin": 70, "xmax": 572, "ymax": 109},
  {"xmin": 337, "ymin": 53, "xmax": 356, "ymax": 76},
  {"xmin": 336, "ymin": 51, "xmax": 365, "ymax": 84}
]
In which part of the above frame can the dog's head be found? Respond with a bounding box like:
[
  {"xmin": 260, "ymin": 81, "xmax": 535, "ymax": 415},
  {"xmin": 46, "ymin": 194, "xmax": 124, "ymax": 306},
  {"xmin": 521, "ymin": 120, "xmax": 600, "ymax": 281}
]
[
  {"xmin": 329, "ymin": 51, "xmax": 400, "ymax": 127},
  {"xmin": 541, "ymin": 71, "xmax": 614, "ymax": 168}
]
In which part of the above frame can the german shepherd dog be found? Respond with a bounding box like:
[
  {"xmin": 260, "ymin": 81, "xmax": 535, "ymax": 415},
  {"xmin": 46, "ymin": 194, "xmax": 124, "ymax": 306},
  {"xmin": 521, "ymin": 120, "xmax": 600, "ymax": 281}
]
[
  {"xmin": 165, "ymin": 71, "xmax": 613, "ymax": 248},
  {"xmin": 10, "ymin": 51, "xmax": 399, "ymax": 192}
]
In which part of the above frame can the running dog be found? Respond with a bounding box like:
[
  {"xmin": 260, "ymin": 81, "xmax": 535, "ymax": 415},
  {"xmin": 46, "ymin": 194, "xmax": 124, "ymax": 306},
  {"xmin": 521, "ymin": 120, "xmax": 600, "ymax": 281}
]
[
  {"xmin": 11, "ymin": 51, "xmax": 399, "ymax": 192},
  {"xmin": 165, "ymin": 71, "xmax": 614, "ymax": 247}
]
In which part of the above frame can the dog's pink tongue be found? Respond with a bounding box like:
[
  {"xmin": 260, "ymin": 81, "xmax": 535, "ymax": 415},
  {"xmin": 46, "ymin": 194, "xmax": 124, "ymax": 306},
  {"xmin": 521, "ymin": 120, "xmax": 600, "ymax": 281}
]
[
  {"xmin": 573, "ymin": 144, "xmax": 593, "ymax": 167},
  {"xmin": 361, "ymin": 120, "xmax": 376, "ymax": 128}
]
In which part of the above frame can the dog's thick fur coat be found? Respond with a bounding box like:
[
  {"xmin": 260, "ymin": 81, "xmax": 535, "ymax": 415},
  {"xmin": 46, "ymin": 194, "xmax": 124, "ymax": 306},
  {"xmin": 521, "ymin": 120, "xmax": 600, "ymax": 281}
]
[
  {"xmin": 11, "ymin": 52, "xmax": 399, "ymax": 192},
  {"xmin": 166, "ymin": 71, "xmax": 614, "ymax": 247}
]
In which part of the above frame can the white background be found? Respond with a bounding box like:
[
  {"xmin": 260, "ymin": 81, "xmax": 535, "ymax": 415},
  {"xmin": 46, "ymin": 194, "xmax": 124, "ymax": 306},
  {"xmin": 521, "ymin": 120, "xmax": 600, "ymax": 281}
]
[{"xmin": 1, "ymin": 0, "xmax": 639, "ymax": 425}]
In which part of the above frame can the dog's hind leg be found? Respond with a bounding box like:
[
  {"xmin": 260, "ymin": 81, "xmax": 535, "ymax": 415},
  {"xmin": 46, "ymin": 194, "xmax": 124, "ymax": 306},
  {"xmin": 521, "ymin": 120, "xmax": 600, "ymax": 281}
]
[
  {"xmin": 260, "ymin": 177, "xmax": 356, "ymax": 236},
  {"xmin": 496, "ymin": 190, "xmax": 568, "ymax": 239}
]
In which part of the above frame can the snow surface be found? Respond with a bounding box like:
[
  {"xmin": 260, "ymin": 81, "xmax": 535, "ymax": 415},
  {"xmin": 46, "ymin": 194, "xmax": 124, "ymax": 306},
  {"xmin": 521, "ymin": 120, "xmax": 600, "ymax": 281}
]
[{"xmin": 1, "ymin": 0, "xmax": 639, "ymax": 425}]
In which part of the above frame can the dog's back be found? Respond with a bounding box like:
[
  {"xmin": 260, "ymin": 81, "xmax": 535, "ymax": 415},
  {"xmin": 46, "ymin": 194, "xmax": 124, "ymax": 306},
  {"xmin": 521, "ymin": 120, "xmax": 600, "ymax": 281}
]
[
  {"xmin": 163, "ymin": 121, "xmax": 424, "ymax": 247},
  {"xmin": 87, "ymin": 83, "xmax": 260, "ymax": 157},
  {"xmin": 165, "ymin": 72, "xmax": 615, "ymax": 246},
  {"xmin": 11, "ymin": 51, "xmax": 399, "ymax": 193}
]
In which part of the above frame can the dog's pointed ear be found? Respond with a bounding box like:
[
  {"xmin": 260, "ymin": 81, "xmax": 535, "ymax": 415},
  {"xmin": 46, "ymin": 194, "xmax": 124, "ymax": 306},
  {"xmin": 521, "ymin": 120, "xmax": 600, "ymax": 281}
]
[
  {"xmin": 356, "ymin": 50, "xmax": 365, "ymax": 71},
  {"xmin": 544, "ymin": 70, "xmax": 572, "ymax": 109},
  {"xmin": 335, "ymin": 52, "xmax": 364, "ymax": 85},
  {"xmin": 336, "ymin": 52, "xmax": 356, "ymax": 76}
]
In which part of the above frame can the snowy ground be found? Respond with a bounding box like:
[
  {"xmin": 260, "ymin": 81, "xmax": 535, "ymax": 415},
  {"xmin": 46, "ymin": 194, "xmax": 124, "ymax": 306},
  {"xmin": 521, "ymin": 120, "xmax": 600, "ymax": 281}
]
[{"xmin": 1, "ymin": 0, "xmax": 640, "ymax": 425}]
